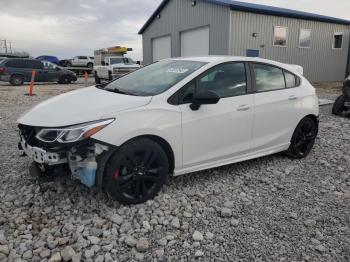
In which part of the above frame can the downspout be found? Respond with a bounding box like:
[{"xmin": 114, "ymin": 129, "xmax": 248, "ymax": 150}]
[{"xmin": 346, "ymin": 37, "xmax": 350, "ymax": 78}]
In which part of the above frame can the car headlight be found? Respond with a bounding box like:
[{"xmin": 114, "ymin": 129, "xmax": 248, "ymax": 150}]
[{"xmin": 36, "ymin": 119, "xmax": 114, "ymax": 143}]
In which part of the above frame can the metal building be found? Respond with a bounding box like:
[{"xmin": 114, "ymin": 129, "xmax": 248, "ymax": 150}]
[{"xmin": 139, "ymin": 0, "xmax": 350, "ymax": 81}]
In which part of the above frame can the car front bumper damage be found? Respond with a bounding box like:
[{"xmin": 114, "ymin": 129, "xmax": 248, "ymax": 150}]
[{"xmin": 18, "ymin": 127, "xmax": 112, "ymax": 188}]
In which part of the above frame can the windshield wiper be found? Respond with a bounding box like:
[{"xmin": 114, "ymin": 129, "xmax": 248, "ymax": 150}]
[{"xmin": 105, "ymin": 86, "xmax": 139, "ymax": 96}]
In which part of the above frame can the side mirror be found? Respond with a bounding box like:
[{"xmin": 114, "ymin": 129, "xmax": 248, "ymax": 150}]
[
  {"xmin": 190, "ymin": 90, "xmax": 220, "ymax": 111},
  {"xmin": 105, "ymin": 62, "xmax": 109, "ymax": 66},
  {"xmin": 55, "ymin": 67, "xmax": 61, "ymax": 71},
  {"xmin": 101, "ymin": 61, "xmax": 106, "ymax": 66}
]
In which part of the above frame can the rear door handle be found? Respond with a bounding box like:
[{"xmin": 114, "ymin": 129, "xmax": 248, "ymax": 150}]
[
  {"xmin": 237, "ymin": 104, "xmax": 251, "ymax": 111},
  {"xmin": 288, "ymin": 95, "xmax": 298, "ymax": 100}
]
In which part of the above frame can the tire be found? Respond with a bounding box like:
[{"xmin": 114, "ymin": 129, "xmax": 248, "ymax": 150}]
[
  {"xmin": 94, "ymin": 72, "xmax": 101, "ymax": 84},
  {"xmin": 285, "ymin": 117, "xmax": 318, "ymax": 159},
  {"xmin": 87, "ymin": 63, "xmax": 93, "ymax": 69},
  {"xmin": 10, "ymin": 75, "xmax": 24, "ymax": 86},
  {"xmin": 108, "ymin": 71, "xmax": 113, "ymax": 81},
  {"xmin": 104, "ymin": 138, "xmax": 169, "ymax": 205},
  {"xmin": 332, "ymin": 95, "xmax": 346, "ymax": 116},
  {"xmin": 59, "ymin": 75, "xmax": 71, "ymax": 85}
]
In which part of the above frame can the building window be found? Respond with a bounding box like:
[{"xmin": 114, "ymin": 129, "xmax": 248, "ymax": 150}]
[
  {"xmin": 273, "ymin": 26, "xmax": 288, "ymax": 47},
  {"xmin": 299, "ymin": 29, "xmax": 311, "ymax": 48},
  {"xmin": 333, "ymin": 33, "xmax": 343, "ymax": 49}
]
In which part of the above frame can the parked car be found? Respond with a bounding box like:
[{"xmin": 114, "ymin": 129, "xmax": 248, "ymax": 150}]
[
  {"xmin": 36, "ymin": 55, "xmax": 60, "ymax": 65},
  {"xmin": 94, "ymin": 56, "xmax": 141, "ymax": 83},
  {"xmin": 332, "ymin": 76, "xmax": 350, "ymax": 116},
  {"xmin": 66, "ymin": 56, "xmax": 94, "ymax": 68},
  {"xmin": 17, "ymin": 56, "xmax": 319, "ymax": 204},
  {"xmin": 0, "ymin": 58, "xmax": 77, "ymax": 86}
]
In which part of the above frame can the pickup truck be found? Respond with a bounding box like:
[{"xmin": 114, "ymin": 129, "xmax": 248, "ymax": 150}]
[{"xmin": 93, "ymin": 56, "xmax": 141, "ymax": 84}]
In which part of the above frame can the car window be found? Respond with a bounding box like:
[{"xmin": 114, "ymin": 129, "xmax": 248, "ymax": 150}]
[
  {"xmin": 284, "ymin": 70, "xmax": 298, "ymax": 88},
  {"xmin": 43, "ymin": 61, "xmax": 57, "ymax": 69},
  {"xmin": 197, "ymin": 63, "xmax": 247, "ymax": 98},
  {"xmin": 78, "ymin": 56, "xmax": 88, "ymax": 59},
  {"xmin": 6, "ymin": 59, "xmax": 26, "ymax": 68},
  {"xmin": 178, "ymin": 81, "xmax": 196, "ymax": 104},
  {"xmin": 253, "ymin": 63, "xmax": 285, "ymax": 92},
  {"xmin": 26, "ymin": 60, "xmax": 44, "ymax": 70}
]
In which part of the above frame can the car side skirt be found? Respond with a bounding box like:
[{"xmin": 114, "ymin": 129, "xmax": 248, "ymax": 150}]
[{"xmin": 173, "ymin": 143, "xmax": 290, "ymax": 176}]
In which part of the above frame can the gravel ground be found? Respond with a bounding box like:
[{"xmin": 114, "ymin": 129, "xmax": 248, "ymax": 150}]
[{"xmin": 0, "ymin": 81, "xmax": 349, "ymax": 262}]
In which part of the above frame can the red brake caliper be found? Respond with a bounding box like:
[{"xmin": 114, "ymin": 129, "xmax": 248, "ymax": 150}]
[{"xmin": 113, "ymin": 169, "xmax": 120, "ymax": 179}]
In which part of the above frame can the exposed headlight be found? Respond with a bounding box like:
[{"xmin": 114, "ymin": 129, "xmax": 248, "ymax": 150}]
[{"xmin": 36, "ymin": 119, "xmax": 114, "ymax": 143}]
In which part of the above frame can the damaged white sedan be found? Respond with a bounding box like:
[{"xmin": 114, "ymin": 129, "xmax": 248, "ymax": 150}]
[{"xmin": 18, "ymin": 56, "xmax": 319, "ymax": 204}]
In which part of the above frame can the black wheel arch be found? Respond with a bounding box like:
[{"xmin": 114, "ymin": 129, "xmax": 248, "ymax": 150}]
[{"xmin": 95, "ymin": 135, "xmax": 175, "ymax": 188}]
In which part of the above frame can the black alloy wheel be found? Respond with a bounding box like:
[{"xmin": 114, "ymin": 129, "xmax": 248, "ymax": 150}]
[
  {"xmin": 105, "ymin": 138, "xmax": 169, "ymax": 204},
  {"xmin": 285, "ymin": 117, "xmax": 318, "ymax": 159}
]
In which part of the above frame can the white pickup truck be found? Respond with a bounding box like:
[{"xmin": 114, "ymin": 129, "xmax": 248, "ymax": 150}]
[{"xmin": 94, "ymin": 56, "xmax": 141, "ymax": 84}]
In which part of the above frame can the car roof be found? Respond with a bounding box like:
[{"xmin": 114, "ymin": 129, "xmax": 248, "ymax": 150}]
[
  {"xmin": 170, "ymin": 56, "xmax": 282, "ymax": 65},
  {"xmin": 167, "ymin": 56, "xmax": 303, "ymax": 75}
]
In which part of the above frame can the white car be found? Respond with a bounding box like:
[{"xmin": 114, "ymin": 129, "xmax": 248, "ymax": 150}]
[
  {"xmin": 69, "ymin": 56, "xmax": 94, "ymax": 68},
  {"xmin": 17, "ymin": 56, "xmax": 319, "ymax": 204}
]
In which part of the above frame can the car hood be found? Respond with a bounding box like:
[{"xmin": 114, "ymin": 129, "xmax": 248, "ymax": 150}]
[{"xmin": 18, "ymin": 86, "xmax": 152, "ymax": 127}]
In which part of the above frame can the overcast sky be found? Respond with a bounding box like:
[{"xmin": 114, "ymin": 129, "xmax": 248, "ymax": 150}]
[{"xmin": 0, "ymin": 0, "xmax": 349, "ymax": 61}]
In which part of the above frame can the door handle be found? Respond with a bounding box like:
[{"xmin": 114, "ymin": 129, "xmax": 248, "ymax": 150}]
[
  {"xmin": 237, "ymin": 104, "xmax": 250, "ymax": 111},
  {"xmin": 288, "ymin": 95, "xmax": 298, "ymax": 100}
]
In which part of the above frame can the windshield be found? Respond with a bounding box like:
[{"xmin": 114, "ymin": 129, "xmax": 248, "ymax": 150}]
[
  {"xmin": 104, "ymin": 60, "xmax": 207, "ymax": 96},
  {"xmin": 109, "ymin": 58, "xmax": 124, "ymax": 65}
]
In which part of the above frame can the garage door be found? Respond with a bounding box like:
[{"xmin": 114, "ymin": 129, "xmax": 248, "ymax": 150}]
[
  {"xmin": 181, "ymin": 26, "xmax": 209, "ymax": 57},
  {"xmin": 152, "ymin": 35, "xmax": 171, "ymax": 62}
]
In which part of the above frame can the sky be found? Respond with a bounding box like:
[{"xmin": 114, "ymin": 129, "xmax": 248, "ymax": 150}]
[{"xmin": 0, "ymin": 0, "xmax": 349, "ymax": 61}]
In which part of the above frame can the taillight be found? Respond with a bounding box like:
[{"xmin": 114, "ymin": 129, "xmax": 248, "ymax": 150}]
[{"xmin": 0, "ymin": 67, "xmax": 6, "ymax": 73}]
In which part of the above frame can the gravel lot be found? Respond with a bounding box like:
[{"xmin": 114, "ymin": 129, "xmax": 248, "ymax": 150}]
[{"xmin": 0, "ymin": 80, "xmax": 349, "ymax": 262}]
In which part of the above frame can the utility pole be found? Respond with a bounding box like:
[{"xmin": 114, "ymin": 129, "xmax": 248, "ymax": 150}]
[{"xmin": 4, "ymin": 39, "xmax": 7, "ymax": 53}]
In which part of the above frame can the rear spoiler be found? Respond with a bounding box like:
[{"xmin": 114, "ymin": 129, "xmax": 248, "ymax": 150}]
[{"xmin": 285, "ymin": 64, "xmax": 304, "ymax": 75}]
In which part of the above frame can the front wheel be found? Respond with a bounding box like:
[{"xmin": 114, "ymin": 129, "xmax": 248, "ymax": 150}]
[
  {"xmin": 285, "ymin": 117, "xmax": 318, "ymax": 159},
  {"xmin": 104, "ymin": 138, "xmax": 169, "ymax": 205},
  {"xmin": 59, "ymin": 75, "xmax": 71, "ymax": 84}
]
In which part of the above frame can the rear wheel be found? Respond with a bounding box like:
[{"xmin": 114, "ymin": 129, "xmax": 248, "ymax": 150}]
[
  {"xmin": 332, "ymin": 95, "xmax": 346, "ymax": 116},
  {"xmin": 105, "ymin": 138, "xmax": 169, "ymax": 204},
  {"xmin": 59, "ymin": 75, "xmax": 71, "ymax": 84},
  {"xmin": 10, "ymin": 75, "xmax": 24, "ymax": 86},
  {"xmin": 285, "ymin": 117, "xmax": 318, "ymax": 159}
]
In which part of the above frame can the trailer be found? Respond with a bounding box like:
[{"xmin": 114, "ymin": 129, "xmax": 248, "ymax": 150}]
[{"xmin": 62, "ymin": 67, "xmax": 93, "ymax": 75}]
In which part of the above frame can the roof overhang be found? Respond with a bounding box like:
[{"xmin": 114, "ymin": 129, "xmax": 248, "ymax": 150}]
[{"xmin": 138, "ymin": 0, "xmax": 350, "ymax": 35}]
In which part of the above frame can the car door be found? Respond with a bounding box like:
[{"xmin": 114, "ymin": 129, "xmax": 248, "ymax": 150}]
[
  {"xmin": 250, "ymin": 63, "xmax": 303, "ymax": 150},
  {"xmin": 179, "ymin": 62, "xmax": 254, "ymax": 168},
  {"xmin": 41, "ymin": 61, "xmax": 60, "ymax": 82}
]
